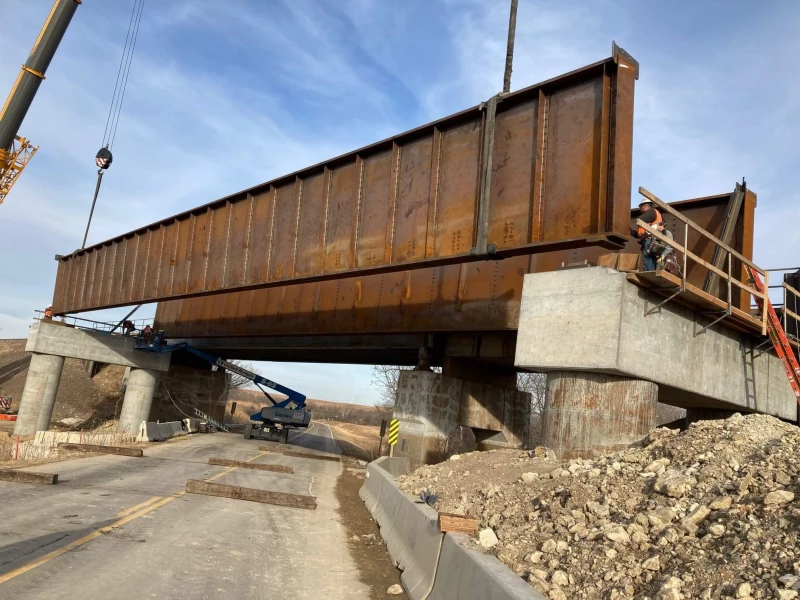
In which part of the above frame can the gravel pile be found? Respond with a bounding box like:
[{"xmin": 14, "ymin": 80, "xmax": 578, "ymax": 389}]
[{"xmin": 397, "ymin": 413, "xmax": 800, "ymax": 600}]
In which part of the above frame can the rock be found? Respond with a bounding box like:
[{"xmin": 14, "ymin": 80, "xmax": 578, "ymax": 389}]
[
  {"xmin": 549, "ymin": 589, "xmax": 567, "ymax": 600},
  {"xmin": 765, "ymin": 491, "xmax": 795, "ymax": 505},
  {"xmin": 586, "ymin": 500, "xmax": 610, "ymax": 517},
  {"xmin": 779, "ymin": 591, "xmax": 799, "ymax": 600},
  {"xmin": 551, "ymin": 570, "xmax": 569, "ymax": 586},
  {"xmin": 555, "ymin": 540, "xmax": 568, "ymax": 553},
  {"xmin": 644, "ymin": 458, "xmax": 672, "ymax": 474},
  {"xmin": 605, "ymin": 525, "xmax": 631, "ymax": 545},
  {"xmin": 737, "ymin": 582, "xmax": 752, "ymax": 598},
  {"xmin": 683, "ymin": 505, "xmax": 711, "ymax": 527},
  {"xmin": 541, "ymin": 539, "xmax": 557, "ymax": 553},
  {"xmin": 387, "ymin": 583, "xmax": 404, "ymax": 595},
  {"xmin": 648, "ymin": 427, "xmax": 679, "ymax": 444},
  {"xmin": 533, "ymin": 446, "xmax": 557, "ymax": 460},
  {"xmin": 488, "ymin": 513, "xmax": 502, "ymax": 528},
  {"xmin": 776, "ymin": 470, "xmax": 792, "ymax": 485},
  {"xmin": 708, "ymin": 523, "xmax": 726, "ymax": 536},
  {"xmin": 528, "ymin": 551, "xmax": 543, "ymax": 564},
  {"xmin": 351, "ymin": 534, "xmax": 360, "ymax": 541},
  {"xmin": 361, "ymin": 533, "xmax": 376, "ymax": 541},
  {"xmin": 528, "ymin": 573, "xmax": 550, "ymax": 592},
  {"xmin": 531, "ymin": 568, "xmax": 549, "ymax": 581},
  {"xmin": 478, "ymin": 528, "xmax": 499, "ymax": 549},
  {"xmin": 605, "ymin": 548, "xmax": 618, "ymax": 559},
  {"xmin": 450, "ymin": 454, "xmax": 461, "ymax": 461},
  {"xmin": 779, "ymin": 574, "xmax": 800, "ymax": 589},
  {"xmin": 709, "ymin": 496, "xmax": 733, "ymax": 510},
  {"xmin": 654, "ymin": 470, "xmax": 695, "ymax": 498},
  {"xmin": 521, "ymin": 472, "xmax": 539, "ymax": 483},
  {"xmin": 642, "ymin": 556, "xmax": 661, "ymax": 571}
]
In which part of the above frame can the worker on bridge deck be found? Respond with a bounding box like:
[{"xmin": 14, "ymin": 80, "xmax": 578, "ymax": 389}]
[
  {"xmin": 633, "ymin": 199, "xmax": 673, "ymax": 271},
  {"xmin": 43, "ymin": 306, "xmax": 53, "ymax": 319}
]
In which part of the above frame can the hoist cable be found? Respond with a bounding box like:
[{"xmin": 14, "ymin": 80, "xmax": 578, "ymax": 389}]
[
  {"xmin": 101, "ymin": 0, "xmax": 140, "ymax": 146},
  {"xmin": 109, "ymin": 0, "xmax": 146, "ymax": 149}
]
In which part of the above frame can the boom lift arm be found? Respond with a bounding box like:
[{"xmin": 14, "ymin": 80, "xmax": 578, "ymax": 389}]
[{"xmin": 136, "ymin": 337, "xmax": 306, "ymax": 409}]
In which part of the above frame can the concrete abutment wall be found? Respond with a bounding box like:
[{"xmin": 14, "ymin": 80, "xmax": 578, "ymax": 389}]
[{"xmin": 393, "ymin": 367, "xmax": 531, "ymax": 469}]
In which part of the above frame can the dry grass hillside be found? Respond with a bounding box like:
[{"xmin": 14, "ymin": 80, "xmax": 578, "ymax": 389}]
[{"xmin": 226, "ymin": 388, "xmax": 384, "ymax": 425}]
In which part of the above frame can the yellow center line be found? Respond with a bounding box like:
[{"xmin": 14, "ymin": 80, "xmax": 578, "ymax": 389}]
[
  {"xmin": 0, "ymin": 450, "xmax": 269, "ymax": 586},
  {"xmin": 115, "ymin": 495, "xmax": 163, "ymax": 518}
]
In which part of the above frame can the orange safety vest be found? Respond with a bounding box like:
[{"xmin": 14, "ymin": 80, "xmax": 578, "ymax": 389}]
[{"xmin": 637, "ymin": 208, "xmax": 664, "ymax": 238}]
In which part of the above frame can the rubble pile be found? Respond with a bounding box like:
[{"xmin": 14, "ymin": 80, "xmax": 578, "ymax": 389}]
[{"xmin": 397, "ymin": 414, "xmax": 800, "ymax": 599}]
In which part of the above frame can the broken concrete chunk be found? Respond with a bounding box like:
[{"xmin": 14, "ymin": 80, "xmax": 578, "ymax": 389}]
[
  {"xmin": 478, "ymin": 527, "xmax": 499, "ymax": 549},
  {"xmin": 765, "ymin": 490, "xmax": 795, "ymax": 505},
  {"xmin": 654, "ymin": 470, "xmax": 695, "ymax": 498}
]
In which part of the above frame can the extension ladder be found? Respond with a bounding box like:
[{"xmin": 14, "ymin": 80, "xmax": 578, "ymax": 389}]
[
  {"xmin": 746, "ymin": 265, "xmax": 800, "ymax": 404},
  {"xmin": 193, "ymin": 407, "xmax": 230, "ymax": 432}
]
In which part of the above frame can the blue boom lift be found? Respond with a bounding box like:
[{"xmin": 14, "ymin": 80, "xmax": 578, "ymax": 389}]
[{"xmin": 135, "ymin": 331, "xmax": 311, "ymax": 443}]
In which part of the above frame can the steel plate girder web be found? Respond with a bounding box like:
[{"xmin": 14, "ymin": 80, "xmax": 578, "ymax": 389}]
[{"xmin": 52, "ymin": 45, "xmax": 639, "ymax": 315}]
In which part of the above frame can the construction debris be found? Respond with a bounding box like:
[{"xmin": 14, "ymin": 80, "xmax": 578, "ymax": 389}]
[{"xmin": 398, "ymin": 413, "xmax": 800, "ymax": 599}]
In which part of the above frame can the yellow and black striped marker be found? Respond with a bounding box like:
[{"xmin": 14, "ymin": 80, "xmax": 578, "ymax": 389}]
[{"xmin": 387, "ymin": 419, "xmax": 400, "ymax": 446}]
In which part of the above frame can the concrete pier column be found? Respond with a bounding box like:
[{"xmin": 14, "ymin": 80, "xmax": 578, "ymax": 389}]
[
  {"xmin": 542, "ymin": 371, "xmax": 657, "ymax": 459},
  {"xmin": 13, "ymin": 353, "xmax": 65, "ymax": 436},
  {"xmin": 118, "ymin": 368, "xmax": 159, "ymax": 434}
]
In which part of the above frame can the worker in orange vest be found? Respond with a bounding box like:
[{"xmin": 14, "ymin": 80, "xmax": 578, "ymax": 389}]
[
  {"xmin": 43, "ymin": 306, "xmax": 53, "ymax": 319},
  {"xmin": 633, "ymin": 199, "xmax": 668, "ymax": 271}
]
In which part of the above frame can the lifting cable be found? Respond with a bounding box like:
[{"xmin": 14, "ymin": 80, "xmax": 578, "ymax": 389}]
[{"xmin": 81, "ymin": 0, "xmax": 147, "ymax": 249}]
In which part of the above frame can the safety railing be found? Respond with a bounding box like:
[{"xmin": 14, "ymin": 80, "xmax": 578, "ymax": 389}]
[
  {"xmin": 637, "ymin": 187, "xmax": 769, "ymax": 335},
  {"xmin": 33, "ymin": 311, "xmax": 154, "ymax": 336}
]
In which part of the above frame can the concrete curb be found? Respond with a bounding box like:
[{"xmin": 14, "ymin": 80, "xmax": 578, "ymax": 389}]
[{"xmin": 360, "ymin": 457, "xmax": 543, "ymax": 600}]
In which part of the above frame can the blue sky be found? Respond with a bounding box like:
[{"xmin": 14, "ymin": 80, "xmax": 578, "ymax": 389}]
[{"xmin": 1, "ymin": 0, "xmax": 799, "ymax": 404}]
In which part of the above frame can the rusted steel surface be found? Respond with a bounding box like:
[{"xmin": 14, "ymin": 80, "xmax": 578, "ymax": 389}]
[
  {"xmin": 154, "ymin": 192, "xmax": 756, "ymax": 339},
  {"xmin": 52, "ymin": 47, "xmax": 639, "ymax": 314}
]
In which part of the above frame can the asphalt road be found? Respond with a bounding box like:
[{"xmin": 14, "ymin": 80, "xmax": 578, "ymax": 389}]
[{"xmin": 0, "ymin": 423, "xmax": 370, "ymax": 599}]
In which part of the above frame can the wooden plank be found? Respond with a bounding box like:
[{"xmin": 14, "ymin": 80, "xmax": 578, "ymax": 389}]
[
  {"xmin": 257, "ymin": 446, "xmax": 341, "ymax": 462},
  {"xmin": 438, "ymin": 512, "xmax": 479, "ymax": 534},
  {"xmin": 57, "ymin": 443, "xmax": 143, "ymax": 457},
  {"xmin": 638, "ymin": 187, "xmax": 762, "ymax": 273},
  {"xmin": 185, "ymin": 479, "xmax": 316, "ymax": 510},
  {"xmin": 208, "ymin": 457, "xmax": 293, "ymax": 474},
  {"xmin": 0, "ymin": 470, "xmax": 58, "ymax": 485}
]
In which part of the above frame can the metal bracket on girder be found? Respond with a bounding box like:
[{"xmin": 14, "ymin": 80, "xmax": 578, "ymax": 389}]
[
  {"xmin": 693, "ymin": 308, "xmax": 732, "ymax": 337},
  {"xmin": 471, "ymin": 94, "xmax": 502, "ymax": 258}
]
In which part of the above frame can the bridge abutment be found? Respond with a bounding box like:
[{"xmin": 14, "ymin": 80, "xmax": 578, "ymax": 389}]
[{"xmin": 392, "ymin": 361, "xmax": 531, "ymax": 469}]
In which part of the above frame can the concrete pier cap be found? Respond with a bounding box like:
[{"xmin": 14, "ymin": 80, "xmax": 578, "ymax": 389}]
[{"xmin": 514, "ymin": 266, "xmax": 798, "ymax": 457}]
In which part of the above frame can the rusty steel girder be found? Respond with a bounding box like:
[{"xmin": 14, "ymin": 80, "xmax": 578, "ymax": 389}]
[
  {"xmin": 153, "ymin": 191, "xmax": 756, "ymax": 339},
  {"xmin": 51, "ymin": 45, "xmax": 639, "ymax": 315}
]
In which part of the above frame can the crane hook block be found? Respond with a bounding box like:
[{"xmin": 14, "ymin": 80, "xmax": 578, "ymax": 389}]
[{"xmin": 95, "ymin": 147, "xmax": 113, "ymax": 170}]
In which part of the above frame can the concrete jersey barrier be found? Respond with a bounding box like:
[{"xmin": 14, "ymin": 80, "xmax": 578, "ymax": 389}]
[
  {"xmin": 360, "ymin": 457, "xmax": 542, "ymax": 600},
  {"xmin": 136, "ymin": 420, "xmax": 187, "ymax": 442},
  {"xmin": 430, "ymin": 533, "xmax": 546, "ymax": 600}
]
